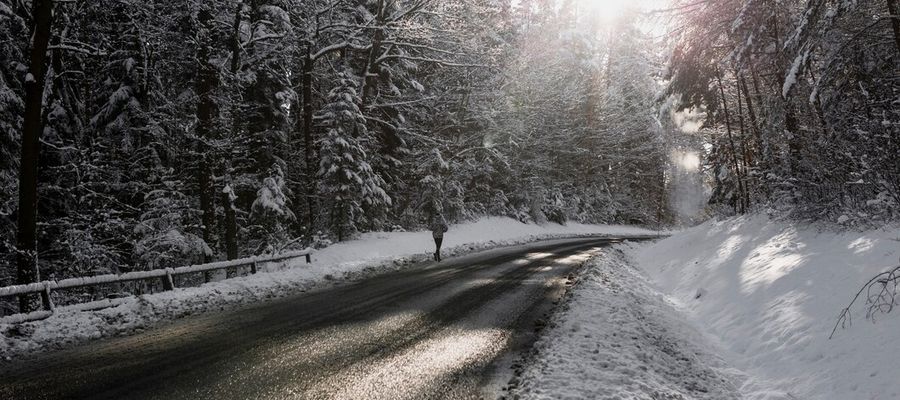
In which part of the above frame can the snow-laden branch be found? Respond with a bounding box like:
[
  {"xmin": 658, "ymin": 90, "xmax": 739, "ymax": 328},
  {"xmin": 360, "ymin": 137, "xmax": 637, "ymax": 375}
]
[
  {"xmin": 48, "ymin": 43, "xmax": 107, "ymax": 56},
  {"xmin": 242, "ymin": 33, "xmax": 285, "ymax": 47},
  {"xmin": 389, "ymin": 0, "xmax": 433, "ymax": 22},
  {"xmin": 370, "ymin": 96, "xmax": 436, "ymax": 108},
  {"xmin": 375, "ymin": 54, "xmax": 487, "ymax": 68},
  {"xmin": 312, "ymin": 41, "xmax": 371, "ymax": 60},
  {"xmin": 381, "ymin": 40, "xmax": 464, "ymax": 56}
]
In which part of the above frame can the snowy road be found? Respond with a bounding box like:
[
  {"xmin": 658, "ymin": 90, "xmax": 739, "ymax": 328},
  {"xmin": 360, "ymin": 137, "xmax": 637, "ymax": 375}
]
[{"xmin": 0, "ymin": 238, "xmax": 625, "ymax": 400}]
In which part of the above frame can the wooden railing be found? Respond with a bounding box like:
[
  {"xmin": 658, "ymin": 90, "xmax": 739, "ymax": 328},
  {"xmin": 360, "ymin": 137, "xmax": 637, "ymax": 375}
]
[{"xmin": 0, "ymin": 249, "xmax": 313, "ymax": 320}]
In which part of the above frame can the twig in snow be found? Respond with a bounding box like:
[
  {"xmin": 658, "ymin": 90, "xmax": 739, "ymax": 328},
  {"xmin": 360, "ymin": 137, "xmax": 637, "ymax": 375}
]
[{"xmin": 830, "ymin": 259, "xmax": 900, "ymax": 339}]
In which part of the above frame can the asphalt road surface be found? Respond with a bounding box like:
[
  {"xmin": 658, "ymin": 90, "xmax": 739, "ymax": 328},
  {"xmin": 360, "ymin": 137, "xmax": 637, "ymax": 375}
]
[{"xmin": 0, "ymin": 237, "xmax": 632, "ymax": 400}]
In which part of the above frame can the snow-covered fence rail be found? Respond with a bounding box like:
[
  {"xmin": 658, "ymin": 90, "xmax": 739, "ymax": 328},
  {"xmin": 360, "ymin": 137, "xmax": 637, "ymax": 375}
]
[{"xmin": 0, "ymin": 249, "xmax": 313, "ymax": 318}]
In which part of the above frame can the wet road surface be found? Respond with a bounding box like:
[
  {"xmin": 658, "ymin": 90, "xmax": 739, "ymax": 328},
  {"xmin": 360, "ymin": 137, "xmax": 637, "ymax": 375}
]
[{"xmin": 0, "ymin": 238, "xmax": 627, "ymax": 400}]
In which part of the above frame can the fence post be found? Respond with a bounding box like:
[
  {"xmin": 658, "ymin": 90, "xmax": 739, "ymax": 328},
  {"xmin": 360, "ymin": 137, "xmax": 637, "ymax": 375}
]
[
  {"xmin": 305, "ymin": 253, "xmax": 311, "ymax": 264},
  {"xmin": 162, "ymin": 269, "xmax": 175, "ymax": 291},
  {"xmin": 40, "ymin": 283, "xmax": 54, "ymax": 312},
  {"xmin": 250, "ymin": 261, "xmax": 258, "ymax": 274}
]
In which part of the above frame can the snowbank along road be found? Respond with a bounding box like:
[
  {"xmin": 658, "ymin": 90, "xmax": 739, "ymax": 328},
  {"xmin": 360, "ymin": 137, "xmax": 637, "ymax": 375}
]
[{"xmin": 0, "ymin": 237, "xmax": 637, "ymax": 400}]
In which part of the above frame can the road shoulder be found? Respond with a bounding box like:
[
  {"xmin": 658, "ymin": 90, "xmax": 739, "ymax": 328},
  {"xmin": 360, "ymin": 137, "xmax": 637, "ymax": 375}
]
[{"xmin": 504, "ymin": 245, "xmax": 745, "ymax": 399}]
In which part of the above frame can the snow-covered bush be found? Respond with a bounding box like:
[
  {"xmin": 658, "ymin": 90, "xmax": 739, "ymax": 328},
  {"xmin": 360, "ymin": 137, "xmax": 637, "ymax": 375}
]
[{"xmin": 134, "ymin": 185, "xmax": 211, "ymax": 270}]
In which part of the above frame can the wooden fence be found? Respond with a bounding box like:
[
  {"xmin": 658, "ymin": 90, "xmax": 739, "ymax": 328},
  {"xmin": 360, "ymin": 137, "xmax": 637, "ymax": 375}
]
[{"xmin": 0, "ymin": 250, "xmax": 313, "ymax": 321}]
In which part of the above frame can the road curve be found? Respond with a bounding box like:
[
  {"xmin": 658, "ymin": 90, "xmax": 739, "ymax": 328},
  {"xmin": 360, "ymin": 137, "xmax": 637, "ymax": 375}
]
[{"xmin": 0, "ymin": 237, "xmax": 628, "ymax": 400}]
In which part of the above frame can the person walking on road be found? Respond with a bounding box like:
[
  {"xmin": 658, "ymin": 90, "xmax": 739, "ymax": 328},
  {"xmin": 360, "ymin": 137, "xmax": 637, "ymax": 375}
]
[{"xmin": 430, "ymin": 214, "xmax": 449, "ymax": 262}]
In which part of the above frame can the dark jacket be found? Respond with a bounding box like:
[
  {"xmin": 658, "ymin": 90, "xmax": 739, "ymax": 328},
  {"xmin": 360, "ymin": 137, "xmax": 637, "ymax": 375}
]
[{"xmin": 430, "ymin": 217, "xmax": 449, "ymax": 239}]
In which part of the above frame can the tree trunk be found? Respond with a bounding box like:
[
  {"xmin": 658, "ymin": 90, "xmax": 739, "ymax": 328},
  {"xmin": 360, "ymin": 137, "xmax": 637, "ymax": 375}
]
[
  {"xmin": 230, "ymin": 2, "xmax": 243, "ymax": 74},
  {"xmin": 886, "ymin": 0, "xmax": 900, "ymax": 54},
  {"xmin": 734, "ymin": 72, "xmax": 752, "ymax": 209},
  {"xmin": 222, "ymin": 180, "xmax": 239, "ymax": 260},
  {"xmin": 716, "ymin": 70, "xmax": 747, "ymax": 214},
  {"xmin": 738, "ymin": 74, "xmax": 761, "ymax": 154},
  {"xmin": 360, "ymin": 0, "xmax": 387, "ymax": 105},
  {"xmin": 301, "ymin": 49, "xmax": 317, "ymax": 229},
  {"xmin": 806, "ymin": 68, "xmax": 829, "ymax": 137},
  {"xmin": 734, "ymin": 72, "xmax": 750, "ymax": 166},
  {"xmin": 195, "ymin": 6, "xmax": 218, "ymax": 266},
  {"xmin": 784, "ymin": 104, "xmax": 801, "ymax": 177},
  {"xmin": 15, "ymin": 0, "xmax": 54, "ymax": 313},
  {"xmin": 222, "ymin": 1, "xmax": 242, "ymax": 261}
]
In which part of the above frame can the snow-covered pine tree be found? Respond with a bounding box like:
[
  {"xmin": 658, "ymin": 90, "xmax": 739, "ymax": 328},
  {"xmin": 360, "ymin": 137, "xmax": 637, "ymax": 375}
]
[
  {"xmin": 249, "ymin": 166, "xmax": 295, "ymax": 254},
  {"xmin": 223, "ymin": 0, "xmax": 297, "ymax": 250},
  {"xmin": 317, "ymin": 72, "xmax": 391, "ymax": 241},
  {"xmin": 240, "ymin": 0, "xmax": 293, "ymax": 188},
  {"xmin": 416, "ymin": 148, "xmax": 452, "ymax": 219},
  {"xmin": 134, "ymin": 181, "xmax": 212, "ymax": 271},
  {"xmin": 0, "ymin": 3, "xmax": 26, "ymax": 290}
]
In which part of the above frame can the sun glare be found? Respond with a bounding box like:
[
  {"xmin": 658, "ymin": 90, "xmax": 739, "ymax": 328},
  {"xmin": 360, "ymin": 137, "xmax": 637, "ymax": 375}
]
[
  {"xmin": 672, "ymin": 150, "xmax": 701, "ymax": 172},
  {"xmin": 576, "ymin": 0, "xmax": 629, "ymax": 23}
]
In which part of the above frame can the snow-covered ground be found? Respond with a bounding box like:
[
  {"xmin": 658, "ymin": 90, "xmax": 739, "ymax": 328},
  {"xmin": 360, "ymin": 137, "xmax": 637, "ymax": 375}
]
[
  {"xmin": 509, "ymin": 216, "xmax": 900, "ymax": 400},
  {"xmin": 507, "ymin": 247, "xmax": 744, "ymax": 400},
  {"xmin": 0, "ymin": 217, "xmax": 656, "ymax": 360},
  {"xmin": 630, "ymin": 215, "xmax": 900, "ymax": 400}
]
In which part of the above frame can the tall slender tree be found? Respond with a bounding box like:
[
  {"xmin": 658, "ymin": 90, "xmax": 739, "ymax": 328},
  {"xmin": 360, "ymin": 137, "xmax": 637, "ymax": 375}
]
[{"xmin": 14, "ymin": 0, "xmax": 54, "ymax": 311}]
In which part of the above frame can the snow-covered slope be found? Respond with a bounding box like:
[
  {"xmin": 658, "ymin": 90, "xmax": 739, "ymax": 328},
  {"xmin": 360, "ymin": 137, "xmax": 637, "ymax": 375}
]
[
  {"xmin": 509, "ymin": 248, "xmax": 743, "ymax": 400},
  {"xmin": 0, "ymin": 217, "xmax": 656, "ymax": 359},
  {"xmin": 630, "ymin": 215, "xmax": 900, "ymax": 400}
]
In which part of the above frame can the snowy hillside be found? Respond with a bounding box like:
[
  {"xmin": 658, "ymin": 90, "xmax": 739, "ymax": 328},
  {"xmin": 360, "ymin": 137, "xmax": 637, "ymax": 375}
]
[{"xmin": 630, "ymin": 216, "xmax": 900, "ymax": 400}]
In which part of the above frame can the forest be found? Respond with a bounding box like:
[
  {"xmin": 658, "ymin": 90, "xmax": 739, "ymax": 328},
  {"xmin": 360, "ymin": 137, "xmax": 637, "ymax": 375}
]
[{"xmin": 0, "ymin": 0, "xmax": 897, "ymax": 313}]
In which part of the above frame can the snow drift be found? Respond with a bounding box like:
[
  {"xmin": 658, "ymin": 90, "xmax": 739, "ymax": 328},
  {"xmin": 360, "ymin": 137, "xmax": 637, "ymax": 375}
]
[
  {"xmin": 630, "ymin": 215, "xmax": 900, "ymax": 400},
  {"xmin": 509, "ymin": 248, "xmax": 742, "ymax": 399}
]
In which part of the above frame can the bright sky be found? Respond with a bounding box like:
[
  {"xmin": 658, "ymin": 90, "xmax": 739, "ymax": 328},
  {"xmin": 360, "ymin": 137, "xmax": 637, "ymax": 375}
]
[
  {"xmin": 512, "ymin": 0, "xmax": 669, "ymax": 22},
  {"xmin": 510, "ymin": 0, "xmax": 671, "ymax": 33},
  {"xmin": 573, "ymin": 0, "xmax": 638, "ymax": 23}
]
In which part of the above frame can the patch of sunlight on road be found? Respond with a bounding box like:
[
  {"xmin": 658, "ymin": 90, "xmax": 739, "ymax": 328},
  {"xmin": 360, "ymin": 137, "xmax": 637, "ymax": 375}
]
[
  {"xmin": 525, "ymin": 252, "xmax": 554, "ymax": 260},
  {"xmin": 291, "ymin": 248, "xmax": 599, "ymax": 399},
  {"xmin": 558, "ymin": 251, "xmax": 597, "ymax": 264},
  {"xmin": 321, "ymin": 327, "xmax": 509, "ymax": 400}
]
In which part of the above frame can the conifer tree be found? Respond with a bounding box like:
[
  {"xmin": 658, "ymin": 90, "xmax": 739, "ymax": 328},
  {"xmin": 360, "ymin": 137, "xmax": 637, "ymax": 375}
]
[{"xmin": 317, "ymin": 72, "xmax": 391, "ymax": 241}]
